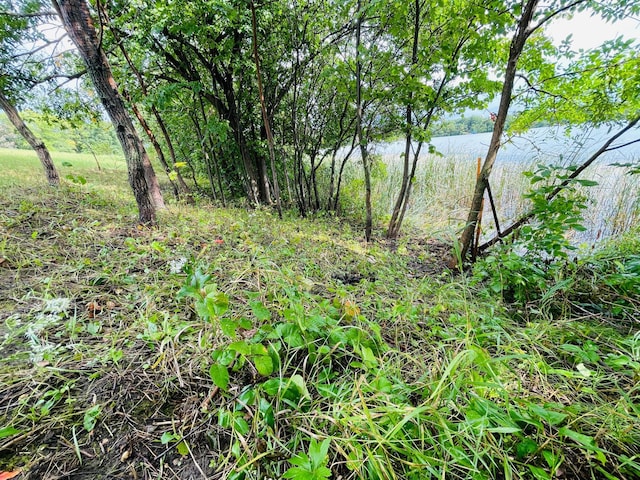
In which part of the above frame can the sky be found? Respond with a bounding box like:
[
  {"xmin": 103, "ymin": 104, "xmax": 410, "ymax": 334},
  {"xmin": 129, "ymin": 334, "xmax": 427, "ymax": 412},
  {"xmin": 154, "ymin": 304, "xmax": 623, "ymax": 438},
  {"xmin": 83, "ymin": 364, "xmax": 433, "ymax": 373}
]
[{"xmin": 545, "ymin": 10, "xmax": 640, "ymax": 50}]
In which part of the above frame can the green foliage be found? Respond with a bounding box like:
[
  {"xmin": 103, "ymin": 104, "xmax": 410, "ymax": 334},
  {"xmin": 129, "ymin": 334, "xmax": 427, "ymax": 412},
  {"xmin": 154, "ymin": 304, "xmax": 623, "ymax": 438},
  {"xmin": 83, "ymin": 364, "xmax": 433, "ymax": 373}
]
[
  {"xmin": 82, "ymin": 405, "xmax": 101, "ymax": 432},
  {"xmin": 474, "ymin": 164, "xmax": 593, "ymax": 302},
  {"xmin": 283, "ymin": 438, "xmax": 332, "ymax": 480},
  {"xmin": 433, "ymin": 115, "xmax": 501, "ymax": 136}
]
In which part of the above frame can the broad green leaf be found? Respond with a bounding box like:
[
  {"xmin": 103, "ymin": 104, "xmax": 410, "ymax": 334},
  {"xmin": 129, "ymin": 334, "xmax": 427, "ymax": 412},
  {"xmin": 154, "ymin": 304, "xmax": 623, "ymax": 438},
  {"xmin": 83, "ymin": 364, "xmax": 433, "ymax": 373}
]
[
  {"xmin": 0, "ymin": 427, "xmax": 20, "ymax": 439},
  {"xmin": 160, "ymin": 431, "xmax": 177, "ymax": 444},
  {"xmin": 250, "ymin": 344, "xmax": 268, "ymax": 356},
  {"xmin": 516, "ymin": 438, "xmax": 538, "ymax": 459},
  {"xmin": 575, "ymin": 179, "xmax": 598, "ymax": 187},
  {"xmin": 528, "ymin": 404, "xmax": 567, "ymax": 426},
  {"xmin": 309, "ymin": 438, "xmax": 331, "ymax": 468},
  {"xmin": 237, "ymin": 388, "xmax": 256, "ymax": 408},
  {"xmin": 229, "ymin": 341, "xmax": 251, "ymax": 355},
  {"xmin": 233, "ymin": 416, "xmax": 249, "ymax": 435},
  {"xmin": 559, "ymin": 427, "xmax": 607, "ymax": 464},
  {"xmin": 83, "ymin": 405, "xmax": 101, "ymax": 432},
  {"xmin": 220, "ymin": 319, "xmax": 238, "ymax": 337},
  {"xmin": 286, "ymin": 452, "xmax": 311, "ymax": 469},
  {"xmin": 528, "ymin": 465, "xmax": 551, "ymax": 480},
  {"xmin": 250, "ymin": 301, "xmax": 271, "ymax": 321},
  {"xmin": 576, "ymin": 363, "xmax": 592, "ymax": 377},
  {"xmin": 253, "ymin": 355, "xmax": 274, "ymax": 376},
  {"xmin": 290, "ymin": 374, "xmax": 311, "ymax": 400},
  {"xmin": 360, "ymin": 346, "xmax": 378, "ymax": 368},
  {"xmin": 209, "ymin": 363, "xmax": 229, "ymax": 390},
  {"xmin": 176, "ymin": 440, "xmax": 189, "ymax": 456}
]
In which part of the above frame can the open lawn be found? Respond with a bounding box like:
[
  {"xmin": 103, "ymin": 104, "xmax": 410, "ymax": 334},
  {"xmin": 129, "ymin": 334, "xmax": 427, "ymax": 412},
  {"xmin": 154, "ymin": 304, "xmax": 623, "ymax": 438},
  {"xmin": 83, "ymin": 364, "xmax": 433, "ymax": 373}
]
[
  {"xmin": 0, "ymin": 150, "xmax": 639, "ymax": 479},
  {"xmin": 0, "ymin": 148, "xmax": 128, "ymax": 194}
]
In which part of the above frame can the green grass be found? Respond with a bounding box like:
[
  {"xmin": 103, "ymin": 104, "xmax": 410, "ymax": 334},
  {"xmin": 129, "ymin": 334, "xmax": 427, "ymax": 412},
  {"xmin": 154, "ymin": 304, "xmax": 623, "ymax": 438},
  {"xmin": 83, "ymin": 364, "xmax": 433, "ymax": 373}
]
[
  {"xmin": 0, "ymin": 147, "xmax": 128, "ymax": 194},
  {"xmin": 1, "ymin": 148, "xmax": 639, "ymax": 479},
  {"xmin": 334, "ymin": 152, "xmax": 640, "ymax": 246}
]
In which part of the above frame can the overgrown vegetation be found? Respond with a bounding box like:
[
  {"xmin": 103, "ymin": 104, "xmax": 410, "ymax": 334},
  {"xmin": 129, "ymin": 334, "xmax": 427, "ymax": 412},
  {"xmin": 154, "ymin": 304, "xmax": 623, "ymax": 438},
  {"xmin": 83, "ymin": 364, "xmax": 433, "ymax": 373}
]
[
  {"xmin": 1, "ymin": 0, "xmax": 639, "ymax": 476},
  {"xmin": 1, "ymin": 153, "xmax": 638, "ymax": 480}
]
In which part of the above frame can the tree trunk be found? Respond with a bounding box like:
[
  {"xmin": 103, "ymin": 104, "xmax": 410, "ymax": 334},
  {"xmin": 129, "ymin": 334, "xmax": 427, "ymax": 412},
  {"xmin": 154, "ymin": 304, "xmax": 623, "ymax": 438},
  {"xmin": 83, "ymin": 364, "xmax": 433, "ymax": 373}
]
[
  {"xmin": 124, "ymin": 90, "xmax": 180, "ymax": 200},
  {"xmin": 106, "ymin": 16, "xmax": 192, "ymax": 201},
  {"xmin": 387, "ymin": 0, "xmax": 420, "ymax": 239},
  {"xmin": 458, "ymin": 0, "xmax": 539, "ymax": 262},
  {"xmin": 250, "ymin": 1, "xmax": 282, "ymax": 217},
  {"xmin": 52, "ymin": 0, "xmax": 164, "ymax": 225},
  {"xmin": 0, "ymin": 90, "xmax": 60, "ymax": 187},
  {"xmin": 355, "ymin": 0, "xmax": 372, "ymax": 241}
]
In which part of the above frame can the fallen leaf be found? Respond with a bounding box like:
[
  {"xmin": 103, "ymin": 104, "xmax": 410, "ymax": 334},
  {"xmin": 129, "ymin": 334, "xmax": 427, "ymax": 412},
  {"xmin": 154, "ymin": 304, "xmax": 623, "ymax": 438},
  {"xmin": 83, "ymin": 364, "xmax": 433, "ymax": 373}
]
[
  {"xmin": 0, "ymin": 469, "xmax": 22, "ymax": 480},
  {"xmin": 120, "ymin": 449, "xmax": 131, "ymax": 462},
  {"xmin": 86, "ymin": 301, "xmax": 103, "ymax": 318}
]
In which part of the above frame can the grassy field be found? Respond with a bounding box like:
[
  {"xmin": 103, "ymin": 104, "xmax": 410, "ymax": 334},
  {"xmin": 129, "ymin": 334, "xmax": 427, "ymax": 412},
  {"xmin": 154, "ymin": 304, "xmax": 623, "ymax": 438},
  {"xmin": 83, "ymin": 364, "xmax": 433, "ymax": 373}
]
[
  {"xmin": 0, "ymin": 148, "xmax": 128, "ymax": 194},
  {"xmin": 1, "ymin": 148, "xmax": 639, "ymax": 479}
]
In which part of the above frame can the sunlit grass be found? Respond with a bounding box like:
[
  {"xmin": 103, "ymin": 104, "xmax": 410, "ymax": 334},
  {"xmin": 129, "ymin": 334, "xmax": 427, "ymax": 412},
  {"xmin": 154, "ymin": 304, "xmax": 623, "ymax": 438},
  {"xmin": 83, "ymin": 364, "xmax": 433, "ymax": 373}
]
[{"xmin": 0, "ymin": 147, "xmax": 128, "ymax": 195}]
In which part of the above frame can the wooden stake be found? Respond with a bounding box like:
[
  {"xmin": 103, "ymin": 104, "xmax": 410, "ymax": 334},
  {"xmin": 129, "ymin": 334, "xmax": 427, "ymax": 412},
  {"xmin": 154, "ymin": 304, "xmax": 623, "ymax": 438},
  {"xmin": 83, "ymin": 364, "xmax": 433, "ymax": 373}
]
[{"xmin": 473, "ymin": 157, "xmax": 485, "ymax": 261}]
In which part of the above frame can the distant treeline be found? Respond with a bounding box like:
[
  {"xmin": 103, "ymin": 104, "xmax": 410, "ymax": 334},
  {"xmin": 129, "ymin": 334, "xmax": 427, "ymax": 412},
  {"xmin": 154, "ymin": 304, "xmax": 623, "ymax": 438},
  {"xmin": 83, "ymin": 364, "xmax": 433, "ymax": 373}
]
[
  {"xmin": 432, "ymin": 115, "xmax": 551, "ymax": 137},
  {"xmin": 0, "ymin": 112, "xmax": 120, "ymax": 155}
]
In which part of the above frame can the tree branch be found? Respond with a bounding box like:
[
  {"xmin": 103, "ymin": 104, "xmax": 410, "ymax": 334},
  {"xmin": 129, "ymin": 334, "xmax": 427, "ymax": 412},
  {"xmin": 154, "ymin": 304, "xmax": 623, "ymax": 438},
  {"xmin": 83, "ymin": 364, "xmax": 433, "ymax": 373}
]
[
  {"xmin": 516, "ymin": 73, "xmax": 568, "ymax": 100},
  {"xmin": 528, "ymin": 0, "xmax": 588, "ymax": 36},
  {"xmin": 480, "ymin": 114, "xmax": 640, "ymax": 251}
]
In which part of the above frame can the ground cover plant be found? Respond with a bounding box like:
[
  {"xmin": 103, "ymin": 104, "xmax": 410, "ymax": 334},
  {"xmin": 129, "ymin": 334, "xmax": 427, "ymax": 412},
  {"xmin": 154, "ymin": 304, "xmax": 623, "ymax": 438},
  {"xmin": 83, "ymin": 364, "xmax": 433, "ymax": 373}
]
[{"xmin": 1, "ymin": 152, "xmax": 639, "ymax": 479}]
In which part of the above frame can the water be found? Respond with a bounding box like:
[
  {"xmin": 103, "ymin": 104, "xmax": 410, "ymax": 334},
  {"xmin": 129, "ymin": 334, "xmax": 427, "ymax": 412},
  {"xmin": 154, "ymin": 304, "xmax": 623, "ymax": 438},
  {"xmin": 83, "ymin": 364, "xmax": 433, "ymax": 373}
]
[
  {"xmin": 366, "ymin": 124, "xmax": 640, "ymax": 245},
  {"xmin": 375, "ymin": 124, "xmax": 640, "ymax": 166}
]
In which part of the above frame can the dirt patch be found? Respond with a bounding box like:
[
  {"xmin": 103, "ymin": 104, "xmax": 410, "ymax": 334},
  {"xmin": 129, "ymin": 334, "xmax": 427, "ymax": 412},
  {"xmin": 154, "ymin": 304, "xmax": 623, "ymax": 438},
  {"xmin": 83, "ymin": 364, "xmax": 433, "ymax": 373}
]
[{"xmin": 384, "ymin": 237, "xmax": 456, "ymax": 277}]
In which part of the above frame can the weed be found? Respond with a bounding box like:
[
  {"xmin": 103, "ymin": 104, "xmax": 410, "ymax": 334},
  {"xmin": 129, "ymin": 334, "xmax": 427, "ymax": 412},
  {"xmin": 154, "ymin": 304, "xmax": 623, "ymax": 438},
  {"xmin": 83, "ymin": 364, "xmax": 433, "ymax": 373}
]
[{"xmin": 1, "ymin": 159, "xmax": 639, "ymax": 479}]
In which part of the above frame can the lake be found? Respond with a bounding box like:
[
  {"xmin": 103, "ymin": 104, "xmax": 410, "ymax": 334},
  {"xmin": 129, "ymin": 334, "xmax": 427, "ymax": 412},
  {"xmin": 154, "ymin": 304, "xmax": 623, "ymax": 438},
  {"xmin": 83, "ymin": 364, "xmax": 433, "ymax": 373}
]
[
  {"xmin": 375, "ymin": 124, "xmax": 640, "ymax": 165},
  {"xmin": 360, "ymin": 124, "xmax": 640, "ymax": 246}
]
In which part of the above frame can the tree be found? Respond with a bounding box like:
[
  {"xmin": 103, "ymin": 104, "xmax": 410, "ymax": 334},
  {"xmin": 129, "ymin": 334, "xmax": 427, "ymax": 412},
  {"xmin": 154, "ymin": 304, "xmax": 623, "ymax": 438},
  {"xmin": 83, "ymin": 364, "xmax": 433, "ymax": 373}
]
[
  {"xmin": 459, "ymin": 0, "xmax": 574, "ymax": 262},
  {"xmin": 354, "ymin": 0, "xmax": 372, "ymax": 241},
  {"xmin": 97, "ymin": 2, "xmax": 192, "ymax": 202},
  {"xmin": 0, "ymin": 88, "xmax": 59, "ymax": 185},
  {"xmin": 385, "ymin": 0, "xmax": 505, "ymax": 238},
  {"xmin": 0, "ymin": 0, "xmax": 59, "ymax": 185},
  {"xmin": 52, "ymin": 0, "xmax": 164, "ymax": 224},
  {"xmin": 459, "ymin": 0, "xmax": 640, "ymax": 263},
  {"xmin": 480, "ymin": 36, "xmax": 640, "ymax": 251}
]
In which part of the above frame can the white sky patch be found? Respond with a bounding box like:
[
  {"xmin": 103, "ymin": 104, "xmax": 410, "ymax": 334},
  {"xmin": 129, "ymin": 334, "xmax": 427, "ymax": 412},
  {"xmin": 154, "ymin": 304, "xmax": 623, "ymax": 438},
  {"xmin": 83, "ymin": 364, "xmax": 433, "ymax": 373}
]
[{"xmin": 545, "ymin": 10, "xmax": 640, "ymax": 50}]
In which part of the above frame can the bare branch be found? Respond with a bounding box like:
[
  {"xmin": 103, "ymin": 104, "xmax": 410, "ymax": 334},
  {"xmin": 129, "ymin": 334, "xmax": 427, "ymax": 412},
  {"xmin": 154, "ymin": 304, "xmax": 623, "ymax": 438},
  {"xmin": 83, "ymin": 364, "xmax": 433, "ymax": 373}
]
[
  {"xmin": 604, "ymin": 136, "xmax": 640, "ymax": 152},
  {"xmin": 516, "ymin": 73, "xmax": 568, "ymax": 100}
]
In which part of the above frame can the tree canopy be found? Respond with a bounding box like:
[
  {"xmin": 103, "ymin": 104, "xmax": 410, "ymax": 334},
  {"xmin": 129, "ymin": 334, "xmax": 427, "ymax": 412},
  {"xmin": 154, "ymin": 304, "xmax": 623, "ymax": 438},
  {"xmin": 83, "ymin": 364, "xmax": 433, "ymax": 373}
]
[{"xmin": 0, "ymin": 0, "xmax": 638, "ymax": 241}]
